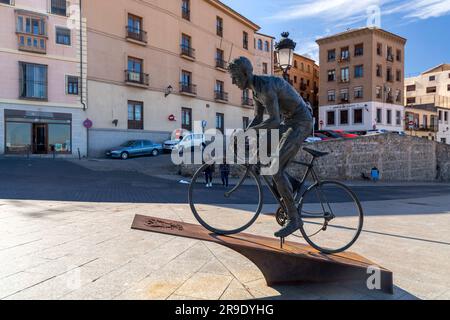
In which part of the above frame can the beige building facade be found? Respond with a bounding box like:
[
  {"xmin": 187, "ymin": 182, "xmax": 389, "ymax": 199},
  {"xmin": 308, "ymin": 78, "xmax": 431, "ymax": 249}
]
[
  {"xmin": 405, "ymin": 64, "xmax": 450, "ymax": 143},
  {"xmin": 316, "ymin": 27, "xmax": 406, "ymax": 132},
  {"xmin": 0, "ymin": 0, "xmax": 87, "ymax": 156},
  {"xmin": 275, "ymin": 53, "xmax": 319, "ymax": 126},
  {"xmin": 82, "ymin": 0, "xmax": 273, "ymax": 156}
]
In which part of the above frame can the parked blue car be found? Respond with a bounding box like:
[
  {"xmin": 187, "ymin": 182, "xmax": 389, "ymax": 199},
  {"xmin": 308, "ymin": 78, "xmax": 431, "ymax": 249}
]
[{"xmin": 105, "ymin": 140, "xmax": 163, "ymax": 160}]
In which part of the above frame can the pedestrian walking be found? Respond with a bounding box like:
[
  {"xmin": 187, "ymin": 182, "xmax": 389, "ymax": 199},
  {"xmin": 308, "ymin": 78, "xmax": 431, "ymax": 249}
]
[
  {"xmin": 204, "ymin": 165, "xmax": 214, "ymax": 188},
  {"xmin": 220, "ymin": 162, "xmax": 230, "ymax": 187}
]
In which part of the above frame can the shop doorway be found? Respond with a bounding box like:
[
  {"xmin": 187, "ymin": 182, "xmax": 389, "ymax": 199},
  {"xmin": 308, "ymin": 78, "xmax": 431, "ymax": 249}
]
[{"xmin": 33, "ymin": 123, "xmax": 48, "ymax": 154}]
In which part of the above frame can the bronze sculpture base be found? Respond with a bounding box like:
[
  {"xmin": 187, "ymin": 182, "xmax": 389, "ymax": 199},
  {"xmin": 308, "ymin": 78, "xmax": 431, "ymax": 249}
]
[{"xmin": 131, "ymin": 214, "xmax": 393, "ymax": 294}]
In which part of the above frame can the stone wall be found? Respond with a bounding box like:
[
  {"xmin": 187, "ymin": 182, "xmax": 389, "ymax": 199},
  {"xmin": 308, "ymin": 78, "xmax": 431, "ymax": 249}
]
[
  {"xmin": 289, "ymin": 133, "xmax": 443, "ymax": 182},
  {"xmin": 180, "ymin": 133, "xmax": 450, "ymax": 182}
]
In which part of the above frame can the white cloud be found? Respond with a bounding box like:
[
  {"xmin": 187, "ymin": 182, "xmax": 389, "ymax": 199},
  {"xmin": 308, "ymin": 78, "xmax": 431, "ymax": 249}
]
[{"xmin": 269, "ymin": 0, "xmax": 450, "ymax": 23}]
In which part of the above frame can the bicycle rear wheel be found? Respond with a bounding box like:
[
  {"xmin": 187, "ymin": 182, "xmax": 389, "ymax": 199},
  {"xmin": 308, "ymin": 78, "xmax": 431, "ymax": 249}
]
[
  {"xmin": 298, "ymin": 181, "xmax": 363, "ymax": 254},
  {"xmin": 188, "ymin": 164, "xmax": 263, "ymax": 235}
]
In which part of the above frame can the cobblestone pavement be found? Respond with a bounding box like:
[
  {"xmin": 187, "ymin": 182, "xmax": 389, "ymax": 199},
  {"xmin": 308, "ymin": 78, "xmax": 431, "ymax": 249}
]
[{"xmin": 0, "ymin": 157, "xmax": 449, "ymax": 300}]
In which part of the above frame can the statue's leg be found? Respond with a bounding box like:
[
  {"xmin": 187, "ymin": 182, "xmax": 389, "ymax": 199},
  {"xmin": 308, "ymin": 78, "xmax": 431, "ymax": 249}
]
[{"xmin": 273, "ymin": 122, "xmax": 312, "ymax": 238}]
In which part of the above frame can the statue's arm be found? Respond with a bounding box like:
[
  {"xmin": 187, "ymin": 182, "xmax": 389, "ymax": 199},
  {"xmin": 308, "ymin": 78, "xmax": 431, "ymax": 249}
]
[
  {"xmin": 250, "ymin": 92, "xmax": 281, "ymax": 130},
  {"xmin": 247, "ymin": 99, "xmax": 264, "ymax": 130}
]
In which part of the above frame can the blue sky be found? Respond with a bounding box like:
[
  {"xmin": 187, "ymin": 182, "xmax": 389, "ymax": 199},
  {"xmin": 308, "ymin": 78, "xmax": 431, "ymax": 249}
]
[{"xmin": 221, "ymin": 0, "xmax": 450, "ymax": 75}]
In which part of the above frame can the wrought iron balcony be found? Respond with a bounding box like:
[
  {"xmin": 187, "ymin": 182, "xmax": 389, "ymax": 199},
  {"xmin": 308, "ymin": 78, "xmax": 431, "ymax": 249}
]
[
  {"xmin": 217, "ymin": 26, "xmax": 223, "ymax": 37},
  {"xmin": 125, "ymin": 70, "xmax": 149, "ymax": 86},
  {"xmin": 182, "ymin": 8, "xmax": 190, "ymax": 20},
  {"xmin": 242, "ymin": 97, "xmax": 254, "ymax": 106},
  {"xmin": 215, "ymin": 58, "xmax": 227, "ymax": 70},
  {"xmin": 338, "ymin": 56, "xmax": 350, "ymax": 63},
  {"xmin": 180, "ymin": 45, "xmax": 195, "ymax": 59},
  {"xmin": 215, "ymin": 90, "xmax": 228, "ymax": 102},
  {"xmin": 179, "ymin": 82, "xmax": 197, "ymax": 95},
  {"xmin": 126, "ymin": 26, "xmax": 147, "ymax": 43}
]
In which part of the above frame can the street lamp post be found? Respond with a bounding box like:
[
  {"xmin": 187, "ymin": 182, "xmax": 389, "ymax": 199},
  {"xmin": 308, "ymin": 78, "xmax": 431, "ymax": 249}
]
[{"xmin": 275, "ymin": 32, "xmax": 296, "ymax": 82}]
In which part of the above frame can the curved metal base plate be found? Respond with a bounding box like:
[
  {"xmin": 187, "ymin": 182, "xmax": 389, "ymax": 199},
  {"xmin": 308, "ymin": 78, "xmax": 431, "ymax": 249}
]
[{"xmin": 131, "ymin": 215, "xmax": 393, "ymax": 294}]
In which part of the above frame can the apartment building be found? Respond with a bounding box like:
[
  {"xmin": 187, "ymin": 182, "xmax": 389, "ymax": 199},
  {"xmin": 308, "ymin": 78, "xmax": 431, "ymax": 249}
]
[
  {"xmin": 405, "ymin": 64, "xmax": 450, "ymax": 143},
  {"xmin": 316, "ymin": 27, "xmax": 406, "ymax": 132},
  {"xmin": 276, "ymin": 53, "xmax": 319, "ymax": 126},
  {"xmin": 0, "ymin": 0, "xmax": 87, "ymax": 156},
  {"xmin": 253, "ymin": 32, "xmax": 274, "ymax": 76},
  {"xmin": 82, "ymin": 0, "xmax": 273, "ymax": 156}
]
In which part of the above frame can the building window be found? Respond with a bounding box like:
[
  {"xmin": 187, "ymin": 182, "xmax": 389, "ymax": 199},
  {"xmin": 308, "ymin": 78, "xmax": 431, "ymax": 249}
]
[
  {"xmin": 51, "ymin": 0, "xmax": 67, "ymax": 16},
  {"xmin": 0, "ymin": 0, "xmax": 13, "ymax": 4},
  {"xmin": 445, "ymin": 112, "xmax": 448, "ymax": 123},
  {"xmin": 396, "ymin": 49, "xmax": 402, "ymax": 61},
  {"xmin": 340, "ymin": 110, "xmax": 349, "ymax": 125},
  {"xmin": 396, "ymin": 89, "xmax": 401, "ymax": 102},
  {"xmin": 387, "ymin": 46, "xmax": 394, "ymax": 61},
  {"xmin": 216, "ymin": 113, "xmax": 224, "ymax": 133},
  {"xmin": 126, "ymin": 56, "xmax": 145, "ymax": 83},
  {"xmin": 293, "ymin": 76, "xmax": 297, "ymax": 84},
  {"xmin": 353, "ymin": 109, "xmax": 363, "ymax": 124},
  {"xmin": 376, "ymin": 108, "xmax": 382, "ymax": 124},
  {"xmin": 354, "ymin": 86, "xmax": 363, "ymax": 99},
  {"xmin": 429, "ymin": 75, "xmax": 435, "ymax": 81},
  {"xmin": 181, "ymin": 0, "xmax": 190, "ymax": 20},
  {"xmin": 377, "ymin": 43, "xmax": 382, "ymax": 56},
  {"xmin": 128, "ymin": 101, "xmax": 143, "ymax": 130},
  {"xmin": 216, "ymin": 16, "xmax": 223, "ymax": 37},
  {"xmin": 257, "ymin": 39, "xmax": 263, "ymax": 50},
  {"xmin": 241, "ymin": 117, "xmax": 249, "ymax": 130},
  {"xmin": 386, "ymin": 109, "xmax": 392, "ymax": 124},
  {"xmin": 301, "ymin": 63, "xmax": 304, "ymax": 71},
  {"xmin": 376, "ymin": 86, "xmax": 382, "ymax": 99},
  {"xmin": 181, "ymin": 107, "xmax": 192, "ymax": 131},
  {"xmin": 406, "ymin": 85, "xmax": 416, "ymax": 92},
  {"xmin": 327, "ymin": 111, "xmax": 335, "ymax": 126},
  {"xmin": 427, "ymin": 86, "xmax": 437, "ymax": 93},
  {"xmin": 55, "ymin": 27, "xmax": 70, "ymax": 45},
  {"xmin": 354, "ymin": 43, "xmax": 363, "ymax": 56},
  {"xmin": 354, "ymin": 65, "xmax": 363, "ymax": 78},
  {"xmin": 19, "ymin": 62, "xmax": 47, "ymax": 100},
  {"xmin": 327, "ymin": 70, "xmax": 336, "ymax": 82},
  {"xmin": 386, "ymin": 67, "xmax": 393, "ymax": 82},
  {"xmin": 447, "ymin": 84, "xmax": 450, "ymax": 91},
  {"xmin": 243, "ymin": 32, "xmax": 248, "ymax": 50},
  {"xmin": 307, "ymin": 65, "xmax": 310, "ymax": 73},
  {"xmin": 127, "ymin": 14, "xmax": 146, "ymax": 43},
  {"xmin": 327, "ymin": 90, "xmax": 335, "ymax": 102},
  {"xmin": 396, "ymin": 111, "xmax": 401, "ymax": 125},
  {"xmin": 340, "ymin": 89, "xmax": 349, "ymax": 102},
  {"xmin": 376, "ymin": 64, "xmax": 382, "ymax": 77},
  {"xmin": 406, "ymin": 97, "xmax": 416, "ymax": 104},
  {"xmin": 340, "ymin": 67, "xmax": 349, "ymax": 82},
  {"xmin": 262, "ymin": 62, "xmax": 268, "ymax": 75},
  {"xmin": 396, "ymin": 70, "xmax": 401, "ymax": 82},
  {"xmin": 66, "ymin": 76, "xmax": 79, "ymax": 95},
  {"xmin": 294, "ymin": 60, "xmax": 297, "ymax": 68},
  {"xmin": 439, "ymin": 110, "xmax": 442, "ymax": 122},
  {"xmin": 264, "ymin": 41, "xmax": 270, "ymax": 52},
  {"xmin": 340, "ymin": 47, "xmax": 349, "ymax": 60},
  {"xmin": 327, "ymin": 49, "xmax": 336, "ymax": 62}
]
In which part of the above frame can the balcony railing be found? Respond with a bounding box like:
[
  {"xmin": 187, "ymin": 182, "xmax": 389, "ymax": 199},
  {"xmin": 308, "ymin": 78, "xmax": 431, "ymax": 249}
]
[
  {"xmin": 17, "ymin": 33, "xmax": 47, "ymax": 54},
  {"xmin": 339, "ymin": 78, "xmax": 350, "ymax": 83},
  {"xmin": 125, "ymin": 70, "xmax": 149, "ymax": 86},
  {"xmin": 338, "ymin": 56, "xmax": 350, "ymax": 63},
  {"xmin": 217, "ymin": 26, "xmax": 223, "ymax": 37},
  {"xmin": 215, "ymin": 58, "xmax": 227, "ymax": 70},
  {"xmin": 215, "ymin": 90, "xmax": 228, "ymax": 102},
  {"xmin": 126, "ymin": 26, "xmax": 147, "ymax": 43},
  {"xmin": 339, "ymin": 97, "xmax": 349, "ymax": 104},
  {"xmin": 182, "ymin": 8, "xmax": 190, "ymax": 20},
  {"xmin": 387, "ymin": 54, "xmax": 394, "ymax": 62},
  {"xmin": 405, "ymin": 124, "xmax": 438, "ymax": 132},
  {"xmin": 242, "ymin": 97, "xmax": 254, "ymax": 106},
  {"xmin": 180, "ymin": 44, "xmax": 195, "ymax": 59},
  {"xmin": 179, "ymin": 82, "xmax": 197, "ymax": 95}
]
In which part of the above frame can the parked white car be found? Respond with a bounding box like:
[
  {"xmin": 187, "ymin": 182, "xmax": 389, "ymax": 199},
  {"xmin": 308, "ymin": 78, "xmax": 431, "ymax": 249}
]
[
  {"xmin": 304, "ymin": 136, "xmax": 322, "ymax": 143},
  {"xmin": 164, "ymin": 133, "xmax": 206, "ymax": 153},
  {"xmin": 365, "ymin": 129, "xmax": 389, "ymax": 136}
]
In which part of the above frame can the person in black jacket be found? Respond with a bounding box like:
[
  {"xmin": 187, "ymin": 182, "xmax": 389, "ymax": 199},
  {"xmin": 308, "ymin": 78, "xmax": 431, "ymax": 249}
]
[{"xmin": 220, "ymin": 162, "xmax": 230, "ymax": 187}]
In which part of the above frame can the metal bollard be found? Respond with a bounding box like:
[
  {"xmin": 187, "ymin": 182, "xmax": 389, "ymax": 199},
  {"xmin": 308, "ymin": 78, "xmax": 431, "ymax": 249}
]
[{"xmin": 77, "ymin": 148, "xmax": 81, "ymax": 160}]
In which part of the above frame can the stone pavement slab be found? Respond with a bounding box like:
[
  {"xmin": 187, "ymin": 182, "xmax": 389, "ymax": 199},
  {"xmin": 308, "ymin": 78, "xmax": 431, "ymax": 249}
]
[{"xmin": 1, "ymin": 197, "xmax": 448, "ymax": 300}]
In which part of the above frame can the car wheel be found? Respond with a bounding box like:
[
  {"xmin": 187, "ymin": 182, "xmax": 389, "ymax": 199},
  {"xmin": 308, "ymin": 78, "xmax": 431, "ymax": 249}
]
[
  {"xmin": 152, "ymin": 149, "xmax": 159, "ymax": 156},
  {"xmin": 121, "ymin": 152, "xmax": 129, "ymax": 160}
]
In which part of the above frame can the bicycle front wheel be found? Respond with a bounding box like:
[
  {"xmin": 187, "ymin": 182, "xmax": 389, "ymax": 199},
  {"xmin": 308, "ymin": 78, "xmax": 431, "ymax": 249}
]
[
  {"xmin": 188, "ymin": 164, "xmax": 263, "ymax": 235},
  {"xmin": 298, "ymin": 181, "xmax": 364, "ymax": 254}
]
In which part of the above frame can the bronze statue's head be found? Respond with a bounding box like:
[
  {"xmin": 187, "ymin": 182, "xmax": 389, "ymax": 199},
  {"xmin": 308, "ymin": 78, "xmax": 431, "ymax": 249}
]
[{"xmin": 228, "ymin": 57, "xmax": 253, "ymax": 90}]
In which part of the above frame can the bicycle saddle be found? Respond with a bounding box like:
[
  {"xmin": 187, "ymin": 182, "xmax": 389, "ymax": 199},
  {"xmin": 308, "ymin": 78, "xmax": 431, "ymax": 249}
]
[{"xmin": 303, "ymin": 147, "xmax": 329, "ymax": 158}]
